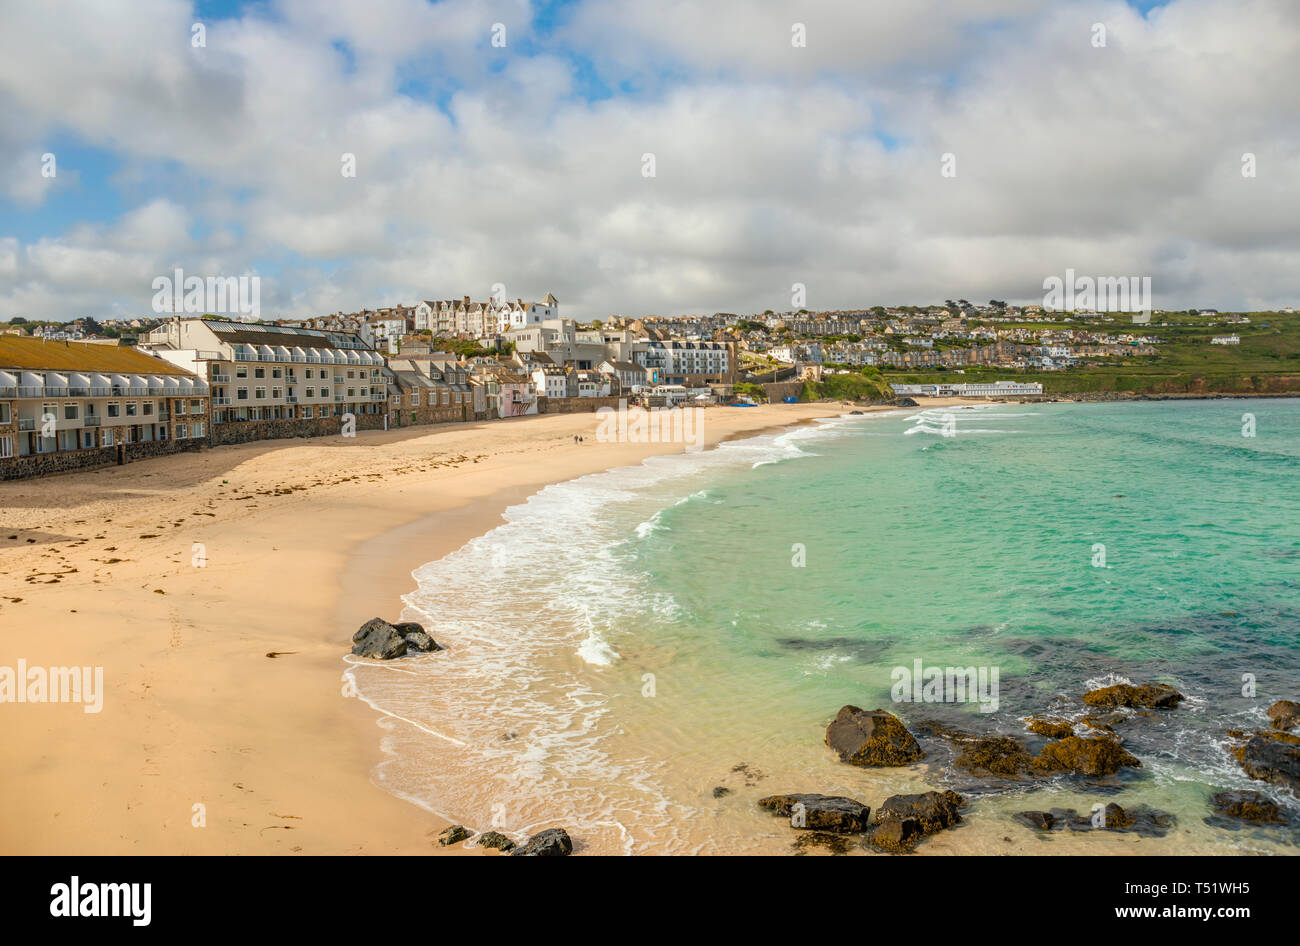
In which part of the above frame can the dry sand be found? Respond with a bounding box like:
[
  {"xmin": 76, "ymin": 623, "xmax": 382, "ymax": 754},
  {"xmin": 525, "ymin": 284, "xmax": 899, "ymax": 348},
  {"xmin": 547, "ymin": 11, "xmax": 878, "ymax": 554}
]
[{"xmin": 1, "ymin": 401, "xmax": 919, "ymax": 855}]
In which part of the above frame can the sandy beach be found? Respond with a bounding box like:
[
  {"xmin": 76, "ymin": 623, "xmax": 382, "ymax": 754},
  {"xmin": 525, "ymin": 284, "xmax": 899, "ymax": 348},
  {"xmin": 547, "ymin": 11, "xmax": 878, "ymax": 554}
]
[{"xmin": 0, "ymin": 400, "xmax": 925, "ymax": 856}]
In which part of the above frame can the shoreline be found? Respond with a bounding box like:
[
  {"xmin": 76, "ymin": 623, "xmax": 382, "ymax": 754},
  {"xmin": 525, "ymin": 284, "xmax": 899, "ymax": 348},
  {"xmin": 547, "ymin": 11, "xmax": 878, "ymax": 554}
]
[{"xmin": 0, "ymin": 401, "xmax": 892, "ymax": 855}]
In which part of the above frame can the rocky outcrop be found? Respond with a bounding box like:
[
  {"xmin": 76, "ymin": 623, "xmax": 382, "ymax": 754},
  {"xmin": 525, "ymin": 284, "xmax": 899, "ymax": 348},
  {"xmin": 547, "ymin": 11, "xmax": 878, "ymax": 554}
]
[
  {"xmin": 1232, "ymin": 731, "xmax": 1300, "ymax": 793},
  {"xmin": 1014, "ymin": 810, "xmax": 1056, "ymax": 831},
  {"xmin": 477, "ymin": 831, "xmax": 517, "ymax": 853},
  {"xmin": 1209, "ymin": 790, "xmax": 1286, "ymax": 825},
  {"xmin": 825, "ymin": 706, "xmax": 924, "ymax": 767},
  {"xmin": 1031, "ymin": 735, "xmax": 1141, "ymax": 777},
  {"xmin": 351, "ymin": 618, "xmax": 409, "ymax": 659},
  {"xmin": 1026, "ymin": 716, "xmax": 1074, "ymax": 740},
  {"xmin": 757, "ymin": 793, "xmax": 872, "ymax": 834},
  {"xmin": 350, "ymin": 617, "xmax": 442, "ymax": 658},
  {"xmin": 437, "ymin": 824, "xmax": 472, "ymax": 846},
  {"xmin": 1267, "ymin": 700, "xmax": 1300, "ymax": 731},
  {"xmin": 510, "ymin": 828, "xmax": 573, "ymax": 856},
  {"xmin": 864, "ymin": 790, "xmax": 964, "ymax": 853},
  {"xmin": 1082, "ymin": 682, "xmax": 1183, "ymax": 710}
]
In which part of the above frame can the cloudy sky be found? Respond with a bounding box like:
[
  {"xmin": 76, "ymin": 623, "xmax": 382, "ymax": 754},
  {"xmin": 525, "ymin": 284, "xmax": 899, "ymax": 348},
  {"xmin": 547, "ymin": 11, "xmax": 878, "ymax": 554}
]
[{"xmin": 1, "ymin": 0, "xmax": 1297, "ymax": 322}]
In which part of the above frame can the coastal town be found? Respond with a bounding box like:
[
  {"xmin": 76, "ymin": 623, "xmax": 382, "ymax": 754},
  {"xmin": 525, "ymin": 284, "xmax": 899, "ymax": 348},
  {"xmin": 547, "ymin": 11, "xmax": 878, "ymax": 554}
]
[{"xmin": 10, "ymin": 292, "xmax": 1288, "ymax": 480}]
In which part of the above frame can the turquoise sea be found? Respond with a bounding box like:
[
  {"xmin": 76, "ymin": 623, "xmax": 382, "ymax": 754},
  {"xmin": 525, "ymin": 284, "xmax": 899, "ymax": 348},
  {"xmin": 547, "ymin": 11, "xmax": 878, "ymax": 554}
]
[{"xmin": 348, "ymin": 400, "xmax": 1300, "ymax": 854}]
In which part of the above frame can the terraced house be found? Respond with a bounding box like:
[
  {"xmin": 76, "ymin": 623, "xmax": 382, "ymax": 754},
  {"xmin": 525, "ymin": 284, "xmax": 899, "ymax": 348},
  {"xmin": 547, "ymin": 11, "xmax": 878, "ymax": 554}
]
[
  {"xmin": 0, "ymin": 336, "xmax": 210, "ymax": 479},
  {"xmin": 142, "ymin": 318, "xmax": 386, "ymax": 444}
]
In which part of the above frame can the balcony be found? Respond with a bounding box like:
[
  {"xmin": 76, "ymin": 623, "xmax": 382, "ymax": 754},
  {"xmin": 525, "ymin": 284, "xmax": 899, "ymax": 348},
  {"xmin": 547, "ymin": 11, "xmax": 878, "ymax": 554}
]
[
  {"xmin": 211, "ymin": 374, "xmax": 231, "ymax": 383},
  {"xmin": 157, "ymin": 411, "xmax": 170, "ymax": 421},
  {"xmin": 213, "ymin": 397, "xmax": 232, "ymax": 406},
  {"xmin": 286, "ymin": 396, "xmax": 298, "ymax": 403},
  {"xmin": 334, "ymin": 395, "xmax": 345, "ymax": 402},
  {"xmin": 82, "ymin": 416, "xmax": 101, "ymax": 427},
  {"xmin": 18, "ymin": 417, "xmax": 36, "ymax": 431}
]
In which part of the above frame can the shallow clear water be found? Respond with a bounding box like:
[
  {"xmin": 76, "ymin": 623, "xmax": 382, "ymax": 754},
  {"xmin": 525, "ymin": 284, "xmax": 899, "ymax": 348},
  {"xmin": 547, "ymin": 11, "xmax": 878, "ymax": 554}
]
[{"xmin": 347, "ymin": 400, "xmax": 1300, "ymax": 854}]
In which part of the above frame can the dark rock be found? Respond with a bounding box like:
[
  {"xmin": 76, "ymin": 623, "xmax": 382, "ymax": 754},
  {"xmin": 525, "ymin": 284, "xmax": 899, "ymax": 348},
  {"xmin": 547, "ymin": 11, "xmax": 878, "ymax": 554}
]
[
  {"xmin": 865, "ymin": 817, "xmax": 922, "ymax": 853},
  {"xmin": 350, "ymin": 617, "xmax": 408, "ymax": 659},
  {"xmin": 1082, "ymin": 682, "xmax": 1183, "ymax": 709},
  {"xmin": 477, "ymin": 831, "xmax": 517, "ymax": 852},
  {"xmin": 1021, "ymin": 804, "xmax": 1174, "ymax": 837},
  {"xmin": 954, "ymin": 736, "xmax": 1035, "ymax": 777},
  {"xmin": 1210, "ymin": 790, "xmax": 1285, "ymax": 824},
  {"xmin": 712, "ymin": 786, "xmax": 731, "ymax": 798},
  {"xmin": 1267, "ymin": 700, "xmax": 1300, "ymax": 731},
  {"xmin": 875, "ymin": 790, "xmax": 964, "ymax": 834},
  {"xmin": 1032, "ymin": 735, "xmax": 1141, "ymax": 777},
  {"xmin": 403, "ymin": 630, "xmax": 442, "ymax": 652},
  {"xmin": 1079, "ymin": 713, "xmax": 1121, "ymax": 734},
  {"xmin": 825, "ymin": 705, "xmax": 924, "ymax": 767},
  {"xmin": 1233, "ymin": 731, "xmax": 1300, "ymax": 793},
  {"xmin": 510, "ymin": 828, "xmax": 573, "ymax": 856},
  {"xmin": 1026, "ymin": 716, "xmax": 1074, "ymax": 740},
  {"xmin": 437, "ymin": 824, "xmax": 472, "ymax": 846},
  {"xmin": 1014, "ymin": 810, "xmax": 1056, "ymax": 831},
  {"xmin": 392, "ymin": 621, "xmax": 426, "ymax": 637},
  {"xmin": 864, "ymin": 790, "xmax": 964, "ymax": 853},
  {"xmin": 757, "ymin": 793, "xmax": 872, "ymax": 834}
]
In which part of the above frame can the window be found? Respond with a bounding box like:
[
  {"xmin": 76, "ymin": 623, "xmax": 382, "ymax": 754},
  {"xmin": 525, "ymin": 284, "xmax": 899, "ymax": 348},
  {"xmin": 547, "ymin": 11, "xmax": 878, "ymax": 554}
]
[
  {"xmin": 157, "ymin": 425, "xmax": 166, "ymax": 441},
  {"xmin": 107, "ymin": 402, "xmax": 120, "ymax": 418},
  {"xmin": 305, "ymin": 368, "xmax": 314, "ymax": 379},
  {"xmin": 176, "ymin": 424, "xmax": 189, "ymax": 439},
  {"xmin": 81, "ymin": 430, "xmax": 95, "ymax": 449},
  {"xmin": 125, "ymin": 402, "xmax": 137, "ymax": 417},
  {"xmin": 102, "ymin": 429, "xmax": 114, "ymax": 447},
  {"xmin": 271, "ymin": 368, "xmax": 282, "ymax": 379},
  {"xmin": 191, "ymin": 399, "xmax": 202, "ymax": 413},
  {"xmin": 272, "ymin": 388, "xmax": 282, "ymax": 399},
  {"xmin": 302, "ymin": 406, "xmax": 314, "ymax": 419},
  {"xmin": 254, "ymin": 367, "xmax": 265, "ymax": 379},
  {"xmin": 0, "ymin": 404, "xmax": 8, "ymax": 424},
  {"xmin": 192, "ymin": 421, "xmax": 205, "ymax": 438},
  {"xmin": 174, "ymin": 399, "xmax": 186, "ymax": 415},
  {"xmin": 64, "ymin": 403, "xmax": 78, "ymax": 420},
  {"xmin": 306, "ymin": 387, "xmax": 315, "ymax": 398},
  {"xmin": 0, "ymin": 436, "xmax": 11, "ymax": 459},
  {"xmin": 255, "ymin": 387, "xmax": 266, "ymax": 400},
  {"xmin": 237, "ymin": 388, "xmax": 248, "ymax": 400},
  {"xmin": 236, "ymin": 366, "xmax": 248, "ymax": 378},
  {"xmin": 143, "ymin": 401, "xmax": 154, "ymax": 416}
]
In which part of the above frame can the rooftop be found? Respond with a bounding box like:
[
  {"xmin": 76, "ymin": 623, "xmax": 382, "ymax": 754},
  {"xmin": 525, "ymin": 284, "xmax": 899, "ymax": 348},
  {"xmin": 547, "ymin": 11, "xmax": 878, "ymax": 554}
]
[{"xmin": 0, "ymin": 336, "xmax": 195, "ymax": 375}]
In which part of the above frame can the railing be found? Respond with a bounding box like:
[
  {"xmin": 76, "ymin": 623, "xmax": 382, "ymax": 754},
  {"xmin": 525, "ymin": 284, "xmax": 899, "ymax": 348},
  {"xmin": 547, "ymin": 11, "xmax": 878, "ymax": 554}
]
[
  {"xmin": 213, "ymin": 397, "xmax": 231, "ymax": 406},
  {"xmin": 157, "ymin": 411, "xmax": 170, "ymax": 421},
  {"xmin": 334, "ymin": 395, "xmax": 345, "ymax": 402},
  {"xmin": 234, "ymin": 353, "xmax": 255, "ymax": 361},
  {"xmin": 82, "ymin": 416, "xmax": 101, "ymax": 427},
  {"xmin": 18, "ymin": 417, "xmax": 36, "ymax": 430},
  {"xmin": 286, "ymin": 396, "xmax": 298, "ymax": 403},
  {"xmin": 371, "ymin": 392, "xmax": 386, "ymax": 401},
  {"xmin": 333, "ymin": 377, "xmax": 345, "ymax": 384},
  {"xmin": 211, "ymin": 374, "xmax": 231, "ymax": 383}
]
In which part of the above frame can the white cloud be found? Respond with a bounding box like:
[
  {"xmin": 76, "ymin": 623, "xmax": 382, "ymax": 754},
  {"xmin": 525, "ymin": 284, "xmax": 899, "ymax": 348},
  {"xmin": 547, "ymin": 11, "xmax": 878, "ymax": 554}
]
[{"xmin": 0, "ymin": 0, "xmax": 1297, "ymax": 322}]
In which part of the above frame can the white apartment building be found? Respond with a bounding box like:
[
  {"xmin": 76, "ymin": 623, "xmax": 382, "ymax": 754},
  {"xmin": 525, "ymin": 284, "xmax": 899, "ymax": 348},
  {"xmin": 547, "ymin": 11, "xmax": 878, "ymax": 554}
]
[
  {"xmin": 0, "ymin": 337, "xmax": 209, "ymax": 475},
  {"xmin": 142, "ymin": 318, "xmax": 386, "ymax": 441}
]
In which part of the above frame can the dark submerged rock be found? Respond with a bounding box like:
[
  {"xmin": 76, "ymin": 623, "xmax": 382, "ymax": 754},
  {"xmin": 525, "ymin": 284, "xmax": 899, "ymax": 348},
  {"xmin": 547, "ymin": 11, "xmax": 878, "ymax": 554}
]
[
  {"xmin": 1014, "ymin": 810, "xmax": 1056, "ymax": 831},
  {"xmin": 510, "ymin": 827, "xmax": 573, "ymax": 856},
  {"xmin": 757, "ymin": 793, "xmax": 872, "ymax": 834},
  {"xmin": 402, "ymin": 630, "xmax": 442, "ymax": 652},
  {"xmin": 825, "ymin": 706, "xmax": 925, "ymax": 767},
  {"xmin": 954, "ymin": 735, "xmax": 1035, "ymax": 778},
  {"xmin": 712, "ymin": 786, "xmax": 732, "ymax": 799},
  {"xmin": 1209, "ymin": 790, "xmax": 1286, "ymax": 825}
]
